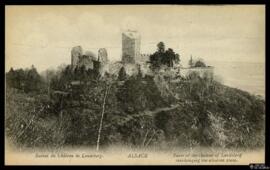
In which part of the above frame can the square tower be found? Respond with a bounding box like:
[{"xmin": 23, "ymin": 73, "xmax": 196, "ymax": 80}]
[{"xmin": 122, "ymin": 30, "xmax": 141, "ymax": 64}]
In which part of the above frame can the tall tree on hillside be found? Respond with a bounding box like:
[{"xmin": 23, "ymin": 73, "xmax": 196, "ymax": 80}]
[
  {"xmin": 165, "ymin": 48, "xmax": 176, "ymax": 67},
  {"xmin": 150, "ymin": 42, "xmax": 180, "ymax": 69},
  {"xmin": 63, "ymin": 65, "xmax": 73, "ymax": 81},
  {"xmin": 6, "ymin": 68, "xmax": 15, "ymax": 88},
  {"xmin": 79, "ymin": 65, "xmax": 87, "ymax": 82},
  {"xmin": 137, "ymin": 64, "xmax": 143, "ymax": 79},
  {"xmin": 24, "ymin": 65, "xmax": 43, "ymax": 92},
  {"xmin": 189, "ymin": 55, "xmax": 194, "ymax": 68},
  {"xmin": 16, "ymin": 69, "xmax": 26, "ymax": 90},
  {"xmin": 118, "ymin": 67, "xmax": 127, "ymax": 81}
]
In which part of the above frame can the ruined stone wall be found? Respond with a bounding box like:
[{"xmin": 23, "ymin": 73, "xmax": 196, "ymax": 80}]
[
  {"xmin": 71, "ymin": 46, "xmax": 83, "ymax": 67},
  {"xmin": 98, "ymin": 48, "xmax": 108, "ymax": 64},
  {"xmin": 139, "ymin": 54, "xmax": 151, "ymax": 63},
  {"xmin": 71, "ymin": 46, "xmax": 98, "ymax": 70},
  {"xmin": 77, "ymin": 55, "xmax": 94, "ymax": 70}
]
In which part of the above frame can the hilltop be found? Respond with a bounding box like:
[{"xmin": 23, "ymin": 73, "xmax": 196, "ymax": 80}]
[
  {"xmin": 5, "ymin": 38, "xmax": 265, "ymax": 150},
  {"xmin": 5, "ymin": 63, "xmax": 265, "ymax": 150}
]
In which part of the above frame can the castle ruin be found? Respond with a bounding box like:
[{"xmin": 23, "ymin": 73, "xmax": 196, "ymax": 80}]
[
  {"xmin": 122, "ymin": 30, "xmax": 141, "ymax": 64},
  {"xmin": 71, "ymin": 46, "xmax": 108, "ymax": 72},
  {"xmin": 70, "ymin": 30, "xmax": 213, "ymax": 79},
  {"xmin": 71, "ymin": 46, "xmax": 83, "ymax": 67},
  {"xmin": 98, "ymin": 48, "xmax": 108, "ymax": 65}
]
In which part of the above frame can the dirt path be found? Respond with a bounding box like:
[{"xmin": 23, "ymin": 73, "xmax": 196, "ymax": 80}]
[
  {"xmin": 105, "ymin": 104, "xmax": 180, "ymax": 127},
  {"xmin": 143, "ymin": 104, "xmax": 180, "ymax": 116}
]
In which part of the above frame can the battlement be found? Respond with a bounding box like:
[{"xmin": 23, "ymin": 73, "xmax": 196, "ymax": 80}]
[{"xmin": 123, "ymin": 30, "xmax": 141, "ymax": 39}]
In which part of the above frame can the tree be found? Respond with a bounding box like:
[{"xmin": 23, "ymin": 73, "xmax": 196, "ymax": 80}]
[
  {"xmin": 189, "ymin": 55, "xmax": 194, "ymax": 68},
  {"xmin": 6, "ymin": 68, "xmax": 16, "ymax": 88},
  {"xmin": 16, "ymin": 69, "xmax": 26, "ymax": 90},
  {"xmin": 23, "ymin": 65, "xmax": 44, "ymax": 92},
  {"xmin": 157, "ymin": 42, "xmax": 165, "ymax": 53},
  {"xmin": 79, "ymin": 65, "xmax": 87, "ymax": 82},
  {"xmin": 87, "ymin": 68, "xmax": 94, "ymax": 80},
  {"xmin": 118, "ymin": 67, "xmax": 127, "ymax": 81},
  {"xmin": 149, "ymin": 42, "xmax": 180, "ymax": 69},
  {"xmin": 194, "ymin": 60, "xmax": 206, "ymax": 67},
  {"xmin": 8, "ymin": 67, "xmax": 14, "ymax": 75},
  {"xmin": 175, "ymin": 53, "xmax": 180, "ymax": 64},
  {"xmin": 149, "ymin": 42, "xmax": 166, "ymax": 69},
  {"xmin": 6, "ymin": 65, "xmax": 46, "ymax": 93},
  {"xmin": 165, "ymin": 48, "xmax": 175, "ymax": 67},
  {"xmin": 63, "ymin": 65, "xmax": 73, "ymax": 81},
  {"xmin": 137, "ymin": 64, "xmax": 143, "ymax": 79}
]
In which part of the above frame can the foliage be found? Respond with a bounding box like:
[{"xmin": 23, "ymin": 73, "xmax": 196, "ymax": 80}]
[
  {"xmin": 157, "ymin": 42, "xmax": 165, "ymax": 53},
  {"xmin": 194, "ymin": 60, "xmax": 206, "ymax": 67},
  {"xmin": 149, "ymin": 42, "xmax": 180, "ymax": 69},
  {"xmin": 116, "ymin": 75, "xmax": 168, "ymax": 113},
  {"xmin": 118, "ymin": 67, "xmax": 127, "ymax": 81},
  {"xmin": 5, "ymin": 64, "xmax": 265, "ymax": 150},
  {"xmin": 6, "ymin": 66, "xmax": 46, "ymax": 93},
  {"xmin": 5, "ymin": 87, "xmax": 56, "ymax": 149},
  {"xmin": 167, "ymin": 73, "xmax": 265, "ymax": 148},
  {"xmin": 49, "ymin": 65, "xmax": 100, "ymax": 91}
]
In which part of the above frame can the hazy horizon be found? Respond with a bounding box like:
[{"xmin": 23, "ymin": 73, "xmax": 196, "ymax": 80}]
[{"xmin": 6, "ymin": 5, "xmax": 265, "ymax": 73}]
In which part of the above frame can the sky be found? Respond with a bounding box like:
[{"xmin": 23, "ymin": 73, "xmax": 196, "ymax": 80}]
[{"xmin": 5, "ymin": 5, "xmax": 265, "ymax": 72}]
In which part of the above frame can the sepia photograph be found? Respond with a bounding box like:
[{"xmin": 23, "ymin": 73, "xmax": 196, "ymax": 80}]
[{"xmin": 5, "ymin": 5, "xmax": 265, "ymax": 165}]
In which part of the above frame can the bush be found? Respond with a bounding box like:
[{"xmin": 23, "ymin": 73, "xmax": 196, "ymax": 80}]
[{"xmin": 194, "ymin": 60, "xmax": 206, "ymax": 67}]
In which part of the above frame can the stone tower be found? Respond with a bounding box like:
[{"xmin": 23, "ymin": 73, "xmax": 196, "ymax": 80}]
[
  {"xmin": 71, "ymin": 46, "xmax": 83, "ymax": 67},
  {"xmin": 98, "ymin": 48, "xmax": 108, "ymax": 64},
  {"xmin": 122, "ymin": 30, "xmax": 141, "ymax": 64}
]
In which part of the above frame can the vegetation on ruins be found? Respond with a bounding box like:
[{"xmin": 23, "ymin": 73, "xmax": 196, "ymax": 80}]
[{"xmin": 149, "ymin": 42, "xmax": 180, "ymax": 69}]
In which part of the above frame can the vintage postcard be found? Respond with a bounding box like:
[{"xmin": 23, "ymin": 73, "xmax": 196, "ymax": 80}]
[{"xmin": 5, "ymin": 5, "xmax": 265, "ymax": 165}]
